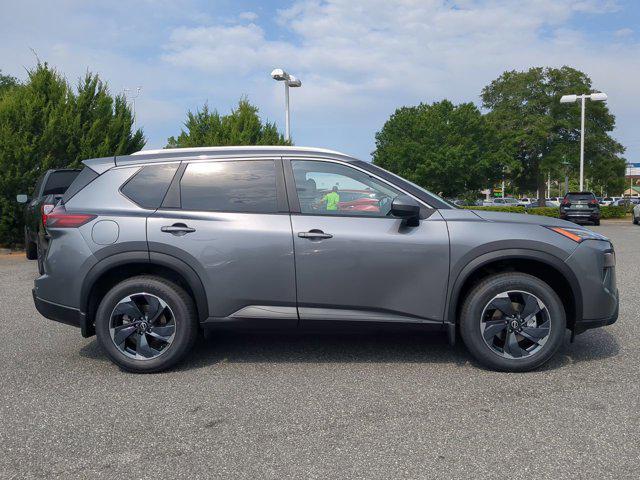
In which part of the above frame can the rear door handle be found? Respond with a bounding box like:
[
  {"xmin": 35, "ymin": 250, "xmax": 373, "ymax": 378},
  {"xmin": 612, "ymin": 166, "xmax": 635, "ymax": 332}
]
[
  {"xmin": 298, "ymin": 229, "xmax": 333, "ymax": 240},
  {"xmin": 161, "ymin": 223, "xmax": 196, "ymax": 236}
]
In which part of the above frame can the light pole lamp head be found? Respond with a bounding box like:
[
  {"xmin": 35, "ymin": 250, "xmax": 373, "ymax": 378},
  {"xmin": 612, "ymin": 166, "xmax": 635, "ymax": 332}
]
[
  {"xmin": 271, "ymin": 69, "xmax": 289, "ymax": 81},
  {"xmin": 560, "ymin": 94, "xmax": 577, "ymax": 103},
  {"xmin": 287, "ymin": 75, "xmax": 302, "ymax": 88},
  {"xmin": 589, "ymin": 92, "xmax": 607, "ymax": 102}
]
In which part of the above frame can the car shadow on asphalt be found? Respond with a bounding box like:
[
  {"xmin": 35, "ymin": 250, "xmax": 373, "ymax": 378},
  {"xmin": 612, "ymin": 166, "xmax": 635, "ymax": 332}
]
[{"xmin": 78, "ymin": 325, "xmax": 620, "ymax": 372}]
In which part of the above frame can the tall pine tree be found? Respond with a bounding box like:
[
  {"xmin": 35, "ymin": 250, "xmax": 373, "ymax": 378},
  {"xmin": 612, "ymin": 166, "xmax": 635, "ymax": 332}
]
[{"xmin": 0, "ymin": 63, "xmax": 145, "ymax": 245}]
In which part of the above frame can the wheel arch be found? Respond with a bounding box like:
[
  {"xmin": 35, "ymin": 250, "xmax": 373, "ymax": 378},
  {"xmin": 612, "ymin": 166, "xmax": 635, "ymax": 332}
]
[
  {"xmin": 446, "ymin": 249, "xmax": 582, "ymax": 330},
  {"xmin": 80, "ymin": 251, "xmax": 209, "ymax": 337}
]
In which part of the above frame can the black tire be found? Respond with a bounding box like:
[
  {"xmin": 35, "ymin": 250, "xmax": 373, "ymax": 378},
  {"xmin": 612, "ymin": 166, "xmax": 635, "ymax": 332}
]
[
  {"xmin": 95, "ymin": 275, "xmax": 198, "ymax": 373},
  {"xmin": 25, "ymin": 231, "xmax": 37, "ymax": 260},
  {"xmin": 633, "ymin": 215, "xmax": 638, "ymax": 225},
  {"xmin": 460, "ymin": 273, "xmax": 566, "ymax": 372},
  {"xmin": 593, "ymin": 219, "xmax": 600, "ymax": 226}
]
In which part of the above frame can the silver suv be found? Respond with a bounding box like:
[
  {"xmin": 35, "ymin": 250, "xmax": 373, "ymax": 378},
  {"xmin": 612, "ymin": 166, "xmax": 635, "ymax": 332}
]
[{"xmin": 32, "ymin": 146, "xmax": 619, "ymax": 373}]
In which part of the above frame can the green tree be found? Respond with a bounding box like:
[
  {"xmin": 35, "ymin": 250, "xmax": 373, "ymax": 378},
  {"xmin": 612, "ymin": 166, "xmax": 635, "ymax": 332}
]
[
  {"xmin": 482, "ymin": 66, "xmax": 625, "ymax": 201},
  {"xmin": 373, "ymin": 99, "xmax": 507, "ymax": 198},
  {"xmin": 0, "ymin": 63, "xmax": 145, "ymax": 245},
  {"xmin": 167, "ymin": 98, "xmax": 288, "ymax": 148},
  {"xmin": 0, "ymin": 70, "xmax": 19, "ymax": 97}
]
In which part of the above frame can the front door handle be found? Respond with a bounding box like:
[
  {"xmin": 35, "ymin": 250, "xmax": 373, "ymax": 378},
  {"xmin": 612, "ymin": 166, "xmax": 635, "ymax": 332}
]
[
  {"xmin": 298, "ymin": 229, "xmax": 333, "ymax": 240},
  {"xmin": 161, "ymin": 223, "xmax": 196, "ymax": 236}
]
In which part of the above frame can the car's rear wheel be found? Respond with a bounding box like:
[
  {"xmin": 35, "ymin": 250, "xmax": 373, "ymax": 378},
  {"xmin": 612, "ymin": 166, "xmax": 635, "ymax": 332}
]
[
  {"xmin": 460, "ymin": 273, "xmax": 565, "ymax": 372},
  {"xmin": 95, "ymin": 275, "xmax": 198, "ymax": 373},
  {"xmin": 25, "ymin": 231, "xmax": 37, "ymax": 260},
  {"xmin": 633, "ymin": 214, "xmax": 638, "ymax": 225}
]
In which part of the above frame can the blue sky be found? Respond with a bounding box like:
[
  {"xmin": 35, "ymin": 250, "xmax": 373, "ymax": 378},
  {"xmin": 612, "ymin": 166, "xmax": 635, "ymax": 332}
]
[{"xmin": 1, "ymin": 0, "xmax": 639, "ymax": 162}]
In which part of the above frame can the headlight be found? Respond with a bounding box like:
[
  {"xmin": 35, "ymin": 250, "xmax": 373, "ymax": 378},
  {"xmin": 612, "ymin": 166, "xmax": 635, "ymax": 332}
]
[{"xmin": 546, "ymin": 226, "xmax": 609, "ymax": 243}]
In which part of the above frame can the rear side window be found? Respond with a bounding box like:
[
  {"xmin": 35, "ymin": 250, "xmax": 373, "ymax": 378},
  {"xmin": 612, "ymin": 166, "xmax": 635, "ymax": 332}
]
[
  {"xmin": 32, "ymin": 174, "xmax": 45, "ymax": 197},
  {"xmin": 62, "ymin": 168, "xmax": 99, "ymax": 203},
  {"xmin": 121, "ymin": 164, "xmax": 179, "ymax": 209},
  {"xmin": 180, "ymin": 160, "xmax": 277, "ymax": 213}
]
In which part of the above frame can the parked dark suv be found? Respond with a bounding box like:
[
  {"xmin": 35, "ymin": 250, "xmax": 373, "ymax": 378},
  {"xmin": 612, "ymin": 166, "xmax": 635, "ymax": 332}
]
[
  {"xmin": 560, "ymin": 192, "xmax": 601, "ymax": 225},
  {"xmin": 17, "ymin": 168, "xmax": 81, "ymax": 261},
  {"xmin": 32, "ymin": 147, "xmax": 618, "ymax": 373}
]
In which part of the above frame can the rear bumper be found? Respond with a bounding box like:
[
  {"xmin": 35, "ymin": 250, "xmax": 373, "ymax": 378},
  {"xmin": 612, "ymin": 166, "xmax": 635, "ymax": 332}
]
[
  {"xmin": 560, "ymin": 209, "xmax": 600, "ymax": 220},
  {"xmin": 32, "ymin": 289, "xmax": 93, "ymax": 337}
]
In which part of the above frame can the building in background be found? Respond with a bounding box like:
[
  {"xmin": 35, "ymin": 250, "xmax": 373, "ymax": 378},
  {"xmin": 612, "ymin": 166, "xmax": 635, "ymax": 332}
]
[{"xmin": 625, "ymin": 162, "xmax": 640, "ymax": 196}]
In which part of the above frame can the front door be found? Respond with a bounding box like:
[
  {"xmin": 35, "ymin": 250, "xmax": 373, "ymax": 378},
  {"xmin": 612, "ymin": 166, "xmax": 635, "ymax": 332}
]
[
  {"xmin": 286, "ymin": 159, "xmax": 450, "ymax": 324},
  {"xmin": 147, "ymin": 158, "xmax": 297, "ymax": 324}
]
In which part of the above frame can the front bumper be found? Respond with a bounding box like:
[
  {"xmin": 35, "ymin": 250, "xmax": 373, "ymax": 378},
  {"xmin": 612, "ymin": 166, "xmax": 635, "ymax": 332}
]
[
  {"xmin": 573, "ymin": 288, "xmax": 618, "ymax": 334},
  {"xmin": 32, "ymin": 289, "xmax": 93, "ymax": 337},
  {"xmin": 564, "ymin": 239, "xmax": 618, "ymax": 334}
]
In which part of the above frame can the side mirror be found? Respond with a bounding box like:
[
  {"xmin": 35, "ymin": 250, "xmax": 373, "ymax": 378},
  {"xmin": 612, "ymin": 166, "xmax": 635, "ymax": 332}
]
[
  {"xmin": 16, "ymin": 194, "xmax": 29, "ymax": 204},
  {"xmin": 391, "ymin": 194, "xmax": 421, "ymax": 225}
]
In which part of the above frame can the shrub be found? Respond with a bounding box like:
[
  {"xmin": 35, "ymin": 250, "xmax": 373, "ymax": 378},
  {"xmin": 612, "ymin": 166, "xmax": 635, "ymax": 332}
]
[{"xmin": 462, "ymin": 205, "xmax": 627, "ymax": 219}]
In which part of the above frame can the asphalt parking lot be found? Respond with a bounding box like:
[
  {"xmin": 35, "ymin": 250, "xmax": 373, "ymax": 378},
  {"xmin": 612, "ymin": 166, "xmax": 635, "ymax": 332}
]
[{"xmin": 1, "ymin": 221, "xmax": 638, "ymax": 479}]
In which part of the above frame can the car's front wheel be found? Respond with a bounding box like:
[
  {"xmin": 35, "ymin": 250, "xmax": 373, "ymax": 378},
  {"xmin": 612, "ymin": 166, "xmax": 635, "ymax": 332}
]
[
  {"xmin": 460, "ymin": 273, "xmax": 566, "ymax": 372},
  {"xmin": 95, "ymin": 275, "xmax": 198, "ymax": 373}
]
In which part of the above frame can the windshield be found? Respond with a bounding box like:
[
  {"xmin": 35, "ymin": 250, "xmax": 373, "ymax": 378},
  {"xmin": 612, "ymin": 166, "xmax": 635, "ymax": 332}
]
[{"xmin": 566, "ymin": 193, "xmax": 595, "ymax": 201}]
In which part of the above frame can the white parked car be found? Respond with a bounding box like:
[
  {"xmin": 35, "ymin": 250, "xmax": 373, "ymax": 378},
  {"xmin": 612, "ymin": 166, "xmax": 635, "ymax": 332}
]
[
  {"xmin": 518, "ymin": 197, "xmax": 534, "ymax": 206},
  {"xmin": 633, "ymin": 202, "xmax": 640, "ymax": 225},
  {"xmin": 483, "ymin": 197, "xmax": 520, "ymax": 207}
]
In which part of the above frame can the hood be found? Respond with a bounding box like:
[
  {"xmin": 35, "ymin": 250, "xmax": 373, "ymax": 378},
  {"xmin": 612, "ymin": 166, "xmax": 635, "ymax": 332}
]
[{"xmin": 467, "ymin": 209, "xmax": 585, "ymax": 229}]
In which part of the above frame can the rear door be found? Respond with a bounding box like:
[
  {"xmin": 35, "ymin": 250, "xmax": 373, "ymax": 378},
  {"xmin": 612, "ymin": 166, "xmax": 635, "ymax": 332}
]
[
  {"xmin": 147, "ymin": 158, "xmax": 297, "ymax": 324},
  {"xmin": 285, "ymin": 158, "xmax": 450, "ymax": 324}
]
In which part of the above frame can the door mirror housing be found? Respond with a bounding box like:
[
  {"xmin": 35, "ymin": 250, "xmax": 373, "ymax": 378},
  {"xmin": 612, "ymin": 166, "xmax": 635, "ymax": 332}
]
[
  {"xmin": 391, "ymin": 194, "xmax": 421, "ymax": 225},
  {"xmin": 16, "ymin": 194, "xmax": 29, "ymax": 204}
]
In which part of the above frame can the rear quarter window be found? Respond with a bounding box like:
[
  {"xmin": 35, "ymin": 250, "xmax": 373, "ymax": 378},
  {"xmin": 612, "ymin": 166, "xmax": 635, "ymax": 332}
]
[
  {"xmin": 120, "ymin": 164, "xmax": 180, "ymax": 209},
  {"xmin": 62, "ymin": 168, "xmax": 99, "ymax": 203}
]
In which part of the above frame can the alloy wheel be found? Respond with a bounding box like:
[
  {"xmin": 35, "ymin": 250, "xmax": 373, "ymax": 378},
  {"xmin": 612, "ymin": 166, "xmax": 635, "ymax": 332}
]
[
  {"xmin": 109, "ymin": 293, "xmax": 176, "ymax": 360},
  {"xmin": 480, "ymin": 290, "xmax": 551, "ymax": 360}
]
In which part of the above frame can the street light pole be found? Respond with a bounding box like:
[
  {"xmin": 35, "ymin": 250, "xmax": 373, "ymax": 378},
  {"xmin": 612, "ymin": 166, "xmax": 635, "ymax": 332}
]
[
  {"xmin": 284, "ymin": 81, "xmax": 290, "ymax": 141},
  {"xmin": 579, "ymin": 95, "xmax": 585, "ymax": 191},
  {"xmin": 560, "ymin": 92, "xmax": 607, "ymax": 192},
  {"xmin": 271, "ymin": 69, "xmax": 302, "ymax": 142},
  {"xmin": 123, "ymin": 86, "xmax": 142, "ymax": 130}
]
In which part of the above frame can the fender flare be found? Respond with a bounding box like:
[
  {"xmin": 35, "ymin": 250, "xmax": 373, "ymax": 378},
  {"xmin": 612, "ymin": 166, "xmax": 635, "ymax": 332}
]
[
  {"xmin": 445, "ymin": 248, "xmax": 582, "ymax": 325},
  {"xmin": 80, "ymin": 251, "xmax": 209, "ymax": 323}
]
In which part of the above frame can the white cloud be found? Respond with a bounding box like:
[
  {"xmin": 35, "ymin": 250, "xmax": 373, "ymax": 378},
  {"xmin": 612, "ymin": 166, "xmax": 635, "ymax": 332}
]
[{"xmin": 239, "ymin": 11, "xmax": 259, "ymax": 21}]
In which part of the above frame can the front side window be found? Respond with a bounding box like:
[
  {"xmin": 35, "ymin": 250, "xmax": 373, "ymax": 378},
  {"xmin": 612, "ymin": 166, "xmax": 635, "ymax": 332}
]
[
  {"xmin": 181, "ymin": 160, "xmax": 277, "ymax": 213},
  {"xmin": 291, "ymin": 160, "xmax": 402, "ymax": 216}
]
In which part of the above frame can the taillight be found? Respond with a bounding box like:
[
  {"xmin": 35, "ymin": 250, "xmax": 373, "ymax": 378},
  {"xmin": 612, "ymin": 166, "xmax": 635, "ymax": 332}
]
[
  {"xmin": 41, "ymin": 204, "xmax": 55, "ymax": 226},
  {"xmin": 589, "ymin": 199, "xmax": 598, "ymax": 206},
  {"xmin": 561, "ymin": 198, "xmax": 571, "ymax": 206},
  {"xmin": 45, "ymin": 205, "xmax": 96, "ymax": 228}
]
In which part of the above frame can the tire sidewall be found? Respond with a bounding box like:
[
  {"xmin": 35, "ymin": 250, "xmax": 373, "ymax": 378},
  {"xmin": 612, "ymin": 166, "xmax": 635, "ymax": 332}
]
[
  {"xmin": 460, "ymin": 273, "xmax": 566, "ymax": 372},
  {"xmin": 95, "ymin": 277, "xmax": 196, "ymax": 373}
]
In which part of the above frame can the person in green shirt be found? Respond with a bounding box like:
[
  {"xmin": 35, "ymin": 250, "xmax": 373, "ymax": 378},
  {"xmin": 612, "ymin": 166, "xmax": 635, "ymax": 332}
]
[{"xmin": 320, "ymin": 186, "xmax": 340, "ymax": 211}]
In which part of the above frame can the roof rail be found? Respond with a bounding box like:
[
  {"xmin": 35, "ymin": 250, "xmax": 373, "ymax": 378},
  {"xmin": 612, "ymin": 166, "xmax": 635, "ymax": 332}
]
[{"xmin": 130, "ymin": 145, "xmax": 349, "ymax": 157}]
